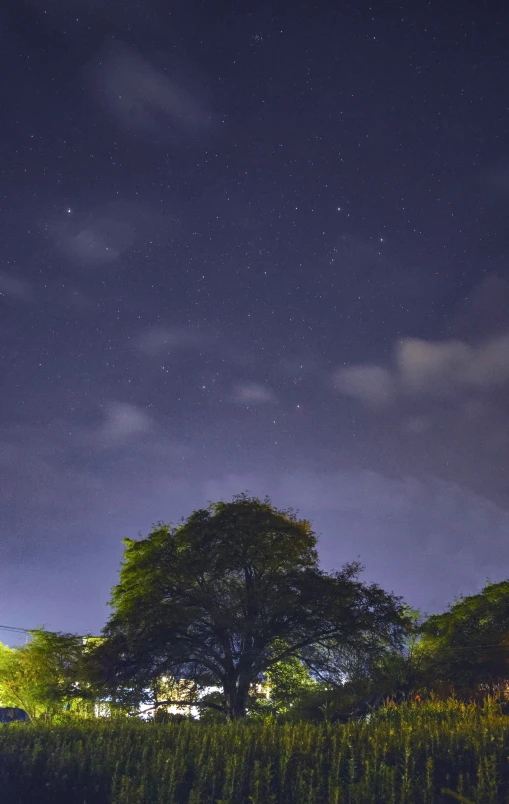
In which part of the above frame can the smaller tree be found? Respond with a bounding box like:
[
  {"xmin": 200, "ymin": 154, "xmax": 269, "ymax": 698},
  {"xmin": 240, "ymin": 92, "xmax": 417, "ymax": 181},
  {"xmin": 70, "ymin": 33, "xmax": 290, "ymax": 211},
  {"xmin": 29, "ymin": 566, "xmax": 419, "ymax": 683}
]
[
  {"xmin": 0, "ymin": 643, "xmax": 38, "ymax": 718},
  {"xmin": 0, "ymin": 629, "xmax": 88, "ymax": 719},
  {"xmin": 417, "ymin": 580, "xmax": 509, "ymax": 698}
]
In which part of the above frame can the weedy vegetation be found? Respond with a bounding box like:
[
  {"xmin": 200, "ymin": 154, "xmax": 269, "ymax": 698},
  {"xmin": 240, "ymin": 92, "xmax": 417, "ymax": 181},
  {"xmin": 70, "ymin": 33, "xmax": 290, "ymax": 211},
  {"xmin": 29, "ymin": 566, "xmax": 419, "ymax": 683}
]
[{"xmin": 0, "ymin": 698, "xmax": 507, "ymax": 803}]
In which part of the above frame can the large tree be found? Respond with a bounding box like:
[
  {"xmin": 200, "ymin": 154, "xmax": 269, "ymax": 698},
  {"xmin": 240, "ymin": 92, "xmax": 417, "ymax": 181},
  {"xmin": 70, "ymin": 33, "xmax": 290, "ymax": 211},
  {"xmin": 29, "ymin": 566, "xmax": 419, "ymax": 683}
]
[{"xmin": 101, "ymin": 495, "xmax": 409, "ymax": 719}]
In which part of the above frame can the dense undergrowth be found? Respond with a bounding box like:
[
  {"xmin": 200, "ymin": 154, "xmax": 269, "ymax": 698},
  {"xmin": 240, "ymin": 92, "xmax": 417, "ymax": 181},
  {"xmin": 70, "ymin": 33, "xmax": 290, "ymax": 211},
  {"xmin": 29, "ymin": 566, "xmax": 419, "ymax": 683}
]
[{"xmin": 0, "ymin": 699, "xmax": 507, "ymax": 803}]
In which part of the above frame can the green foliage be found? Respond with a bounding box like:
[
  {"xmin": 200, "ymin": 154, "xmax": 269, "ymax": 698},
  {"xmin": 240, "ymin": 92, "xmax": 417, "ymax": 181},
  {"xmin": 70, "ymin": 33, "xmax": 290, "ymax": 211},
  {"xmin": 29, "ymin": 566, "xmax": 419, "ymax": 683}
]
[
  {"xmin": 265, "ymin": 640, "xmax": 319, "ymax": 714},
  {"xmin": 0, "ymin": 629, "xmax": 89, "ymax": 719},
  {"xmin": 417, "ymin": 580, "xmax": 509, "ymax": 697},
  {"xmin": 275, "ymin": 607, "xmax": 425, "ymax": 723},
  {"xmin": 0, "ymin": 699, "xmax": 508, "ymax": 802},
  {"xmin": 0, "ymin": 643, "xmax": 38, "ymax": 717},
  {"xmin": 101, "ymin": 495, "xmax": 408, "ymax": 720}
]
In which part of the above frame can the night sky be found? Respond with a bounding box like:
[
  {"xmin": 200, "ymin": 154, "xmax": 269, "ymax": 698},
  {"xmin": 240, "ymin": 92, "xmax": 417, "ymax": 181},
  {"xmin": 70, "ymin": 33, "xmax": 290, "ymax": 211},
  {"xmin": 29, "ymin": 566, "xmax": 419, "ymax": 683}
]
[{"xmin": 2, "ymin": 0, "xmax": 509, "ymax": 642}]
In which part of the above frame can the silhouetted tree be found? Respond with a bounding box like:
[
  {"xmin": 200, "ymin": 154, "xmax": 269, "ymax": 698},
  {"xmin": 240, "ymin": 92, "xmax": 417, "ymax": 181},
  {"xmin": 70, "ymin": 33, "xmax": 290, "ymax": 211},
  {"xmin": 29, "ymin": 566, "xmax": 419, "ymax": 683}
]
[{"xmin": 100, "ymin": 495, "xmax": 409, "ymax": 719}]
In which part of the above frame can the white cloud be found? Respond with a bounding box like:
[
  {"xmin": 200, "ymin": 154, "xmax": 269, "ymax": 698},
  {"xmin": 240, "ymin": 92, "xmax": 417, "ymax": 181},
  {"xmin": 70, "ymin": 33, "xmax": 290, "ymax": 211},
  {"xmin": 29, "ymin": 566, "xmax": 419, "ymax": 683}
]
[
  {"xmin": 397, "ymin": 335, "xmax": 509, "ymax": 393},
  {"xmin": 333, "ymin": 365, "xmax": 394, "ymax": 404},
  {"xmin": 0, "ymin": 272, "xmax": 33, "ymax": 302},
  {"xmin": 402, "ymin": 416, "xmax": 431, "ymax": 434},
  {"xmin": 396, "ymin": 338, "xmax": 472, "ymax": 393},
  {"xmin": 233, "ymin": 383, "xmax": 276, "ymax": 404},
  {"xmin": 97, "ymin": 402, "xmax": 154, "ymax": 446},
  {"xmin": 334, "ymin": 333, "xmax": 509, "ymax": 406}
]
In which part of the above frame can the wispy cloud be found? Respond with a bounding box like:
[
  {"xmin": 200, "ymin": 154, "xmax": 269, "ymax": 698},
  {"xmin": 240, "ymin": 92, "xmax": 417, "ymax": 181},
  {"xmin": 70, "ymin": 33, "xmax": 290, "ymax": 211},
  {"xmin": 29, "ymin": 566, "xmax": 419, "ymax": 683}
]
[
  {"xmin": 136, "ymin": 326, "xmax": 208, "ymax": 356},
  {"xmin": 232, "ymin": 382, "xmax": 277, "ymax": 405},
  {"xmin": 452, "ymin": 272, "xmax": 509, "ymax": 339},
  {"xmin": 88, "ymin": 42, "xmax": 214, "ymax": 139},
  {"xmin": 333, "ymin": 365, "xmax": 394, "ymax": 405},
  {"xmin": 50, "ymin": 213, "xmax": 134, "ymax": 267},
  {"xmin": 95, "ymin": 402, "xmax": 154, "ymax": 447},
  {"xmin": 46, "ymin": 200, "xmax": 178, "ymax": 270},
  {"xmin": 3, "ymin": 412, "xmax": 509, "ymax": 631},
  {"xmin": 0, "ymin": 271, "xmax": 33, "ymax": 302}
]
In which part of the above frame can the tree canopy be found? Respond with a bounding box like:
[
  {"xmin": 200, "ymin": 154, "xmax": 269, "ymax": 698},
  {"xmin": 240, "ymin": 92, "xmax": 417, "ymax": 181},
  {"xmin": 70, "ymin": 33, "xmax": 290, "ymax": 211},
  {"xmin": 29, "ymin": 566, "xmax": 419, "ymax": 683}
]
[
  {"xmin": 101, "ymin": 495, "xmax": 409, "ymax": 719},
  {"xmin": 417, "ymin": 579, "xmax": 509, "ymax": 697}
]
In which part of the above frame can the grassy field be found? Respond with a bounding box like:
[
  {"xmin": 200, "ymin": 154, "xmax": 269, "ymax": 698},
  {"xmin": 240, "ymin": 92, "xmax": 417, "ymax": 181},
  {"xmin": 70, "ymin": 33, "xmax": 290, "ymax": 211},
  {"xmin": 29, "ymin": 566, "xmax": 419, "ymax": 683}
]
[{"xmin": 0, "ymin": 699, "xmax": 507, "ymax": 803}]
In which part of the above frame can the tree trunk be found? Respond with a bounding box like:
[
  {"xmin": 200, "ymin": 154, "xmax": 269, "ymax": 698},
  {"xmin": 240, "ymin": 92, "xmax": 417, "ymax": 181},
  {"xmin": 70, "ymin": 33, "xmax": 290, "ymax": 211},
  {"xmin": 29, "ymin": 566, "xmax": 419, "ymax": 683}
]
[{"xmin": 224, "ymin": 674, "xmax": 251, "ymax": 720}]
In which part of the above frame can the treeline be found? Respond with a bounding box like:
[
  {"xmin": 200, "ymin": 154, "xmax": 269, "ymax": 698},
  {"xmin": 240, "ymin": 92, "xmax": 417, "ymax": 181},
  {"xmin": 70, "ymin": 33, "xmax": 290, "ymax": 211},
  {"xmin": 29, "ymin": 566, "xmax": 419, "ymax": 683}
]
[{"xmin": 1, "ymin": 495, "xmax": 508, "ymax": 722}]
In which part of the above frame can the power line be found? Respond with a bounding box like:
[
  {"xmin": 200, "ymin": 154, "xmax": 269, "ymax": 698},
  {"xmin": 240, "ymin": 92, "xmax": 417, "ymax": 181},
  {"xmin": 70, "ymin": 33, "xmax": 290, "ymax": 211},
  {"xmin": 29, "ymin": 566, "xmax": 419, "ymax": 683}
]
[
  {"xmin": 0, "ymin": 624, "xmax": 93, "ymax": 638},
  {"xmin": 0, "ymin": 624, "xmax": 32, "ymax": 634}
]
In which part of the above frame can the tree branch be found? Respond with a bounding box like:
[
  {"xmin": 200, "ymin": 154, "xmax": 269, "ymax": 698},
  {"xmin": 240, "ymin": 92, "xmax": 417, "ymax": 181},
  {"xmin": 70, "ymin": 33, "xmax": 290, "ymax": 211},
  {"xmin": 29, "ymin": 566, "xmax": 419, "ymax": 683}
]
[
  {"xmin": 138, "ymin": 698, "xmax": 225, "ymax": 715},
  {"xmin": 264, "ymin": 628, "xmax": 347, "ymax": 668}
]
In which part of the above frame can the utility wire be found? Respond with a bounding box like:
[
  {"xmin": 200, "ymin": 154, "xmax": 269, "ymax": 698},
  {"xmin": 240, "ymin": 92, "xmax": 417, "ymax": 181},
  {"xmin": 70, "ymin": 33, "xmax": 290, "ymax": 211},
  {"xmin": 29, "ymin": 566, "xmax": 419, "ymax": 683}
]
[
  {"xmin": 0, "ymin": 624, "xmax": 94, "ymax": 638},
  {"xmin": 0, "ymin": 624, "xmax": 33, "ymax": 634}
]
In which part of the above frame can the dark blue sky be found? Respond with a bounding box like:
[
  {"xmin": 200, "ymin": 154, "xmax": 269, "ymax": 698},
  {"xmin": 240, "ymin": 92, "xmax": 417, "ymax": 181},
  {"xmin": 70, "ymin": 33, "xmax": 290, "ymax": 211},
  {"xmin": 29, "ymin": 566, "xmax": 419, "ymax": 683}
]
[{"xmin": 1, "ymin": 0, "xmax": 509, "ymax": 643}]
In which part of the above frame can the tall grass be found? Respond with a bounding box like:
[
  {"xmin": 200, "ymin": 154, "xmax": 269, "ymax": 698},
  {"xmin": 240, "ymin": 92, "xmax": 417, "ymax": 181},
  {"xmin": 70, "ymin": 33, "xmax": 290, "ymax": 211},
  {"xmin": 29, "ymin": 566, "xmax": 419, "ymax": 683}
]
[{"xmin": 0, "ymin": 698, "xmax": 507, "ymax": 803}]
